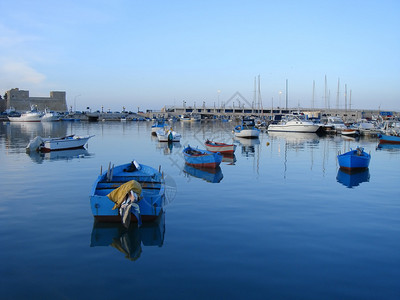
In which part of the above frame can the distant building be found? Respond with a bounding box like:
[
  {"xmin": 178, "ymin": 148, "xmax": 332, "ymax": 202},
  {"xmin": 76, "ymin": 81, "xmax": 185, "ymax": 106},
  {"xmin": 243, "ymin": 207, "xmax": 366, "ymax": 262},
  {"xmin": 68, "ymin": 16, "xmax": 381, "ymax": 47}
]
[{"xmin": 4, "ymin": 88, "xmax": 67, "ymax": 112}]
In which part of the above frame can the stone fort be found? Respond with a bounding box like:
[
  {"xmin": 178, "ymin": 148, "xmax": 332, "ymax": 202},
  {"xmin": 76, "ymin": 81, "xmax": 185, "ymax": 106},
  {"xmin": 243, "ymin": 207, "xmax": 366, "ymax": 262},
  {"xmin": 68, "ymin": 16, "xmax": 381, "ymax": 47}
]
[{"xmin": 1, "ymin": 88, "xmax": 67, "ymax": 112}]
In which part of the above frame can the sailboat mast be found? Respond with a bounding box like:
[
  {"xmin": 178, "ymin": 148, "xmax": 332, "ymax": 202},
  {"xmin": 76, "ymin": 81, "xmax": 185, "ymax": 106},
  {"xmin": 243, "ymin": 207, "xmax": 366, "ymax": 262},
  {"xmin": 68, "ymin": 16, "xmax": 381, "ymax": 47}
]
[
  {"xmin": 324, "ymin": 75, "xmax": 327, "ymax": 109},
  {"xmin": 312, "ymin": 80, "xmax": 315, "ymax": 110},
  {"xmin": 258, "ymin": 75, "xmax": 262, "ymax": 116},
  {"xmin": 253, "ymin": 77, "xmax": 256, "ymax": 110},
  {"xmin": 349, "ymin": 89, "xmax": 352, "ymax": 111},
  {"xmin": 285, "ymin": 79, "xmax": 288, "ymax": 109},
  {"xmin": 336, "ymin": 78, "xmax": 340, "ymax": 110}
]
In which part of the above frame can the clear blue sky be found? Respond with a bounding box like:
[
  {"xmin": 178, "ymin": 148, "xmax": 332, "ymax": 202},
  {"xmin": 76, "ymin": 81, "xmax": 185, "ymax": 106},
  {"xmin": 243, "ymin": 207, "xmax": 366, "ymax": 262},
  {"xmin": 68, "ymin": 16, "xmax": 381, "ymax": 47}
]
[{"xmin": 1, "ymin": 0, "xmax": 399, "ymax": 112}]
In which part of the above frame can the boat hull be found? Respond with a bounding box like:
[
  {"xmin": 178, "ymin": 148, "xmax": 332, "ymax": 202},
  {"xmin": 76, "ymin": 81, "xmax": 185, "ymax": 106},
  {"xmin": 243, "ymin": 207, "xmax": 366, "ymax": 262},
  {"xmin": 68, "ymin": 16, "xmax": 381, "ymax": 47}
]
[
  {"xmin": 41, "ymin": 135, "xmax": 93, "ymax": 152},
  {"xmin": 268, "ymin": 124, "xmax": 320, "ymax": 133},
  {"xmin": 337, "ymin": 149, "xmax": 371, "ymax": 171},
  {"xmin": 205, "ymin": 141, "xmax": 236, "ymax": 154},
  {"xmin": 156, "ymin": 130, "xmax": 181, "ymax": 142},
  {"xmin": 234, "ymin": 128, "xmax": 260, "ymax": 138},
  {"xmin": 378, "ymin": 134, "xmax": 400, "ymax": 144},
  {"xmin": 8, "ymin": 114, "xmax": 42, "ymax": 122},
  {"xmin": 183, "ymin": 146, "xmax": 223, "ymax": 168},
  {"xmin": 89, "ymin": 162, "xmax": 165, "ymax": 222},
  {"xmin": 341, "ymin": 129, "xmax": 359, "ymax": 136}
]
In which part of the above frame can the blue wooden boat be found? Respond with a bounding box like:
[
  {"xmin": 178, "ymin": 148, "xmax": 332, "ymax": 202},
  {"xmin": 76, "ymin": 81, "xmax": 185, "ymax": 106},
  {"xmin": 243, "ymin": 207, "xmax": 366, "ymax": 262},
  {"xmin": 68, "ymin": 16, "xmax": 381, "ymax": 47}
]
[
  {"xmin": 182, "ymin": 145, "xmax": 223, "ymax": 168},
  {"xmin": 337, "ymin": 147, "xmax": 371, "ymax": 171},
  {"xmin": 378, "ymin": 134, "xmax": 400, "ymax": 144},
  {"xmin": 90, "ymin": 161, "xmax": 165, "ymax": 223}
]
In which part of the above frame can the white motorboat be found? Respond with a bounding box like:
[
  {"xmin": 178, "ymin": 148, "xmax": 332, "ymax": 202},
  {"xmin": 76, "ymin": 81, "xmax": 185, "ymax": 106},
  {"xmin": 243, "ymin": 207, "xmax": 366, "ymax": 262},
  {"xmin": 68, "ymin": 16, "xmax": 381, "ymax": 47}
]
[
  {"xmin": 156, "ymin": 128, "xmax": 181, "ymax": 142},
  {"xmin": 233, "ymin": 118, "xmax": 260, "ymax": 138},
  {"xmin": 8, "ymin": 106, "xmax": 43, "ymax": 122},
  {"xmin": 26, "ymin": 134, "xmax": 94, "ymax": 152},
  {"xmin": 268, "ymin": 115, "xmax": 320, "ymax": 133}
]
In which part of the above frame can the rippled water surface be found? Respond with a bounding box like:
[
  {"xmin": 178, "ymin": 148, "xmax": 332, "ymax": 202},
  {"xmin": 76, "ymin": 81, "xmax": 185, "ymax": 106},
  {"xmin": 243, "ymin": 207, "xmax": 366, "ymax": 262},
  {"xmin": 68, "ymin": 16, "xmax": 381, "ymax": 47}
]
[{"xmin": 0, "ymin": 120, "xmax": 399, "ymax": 299}]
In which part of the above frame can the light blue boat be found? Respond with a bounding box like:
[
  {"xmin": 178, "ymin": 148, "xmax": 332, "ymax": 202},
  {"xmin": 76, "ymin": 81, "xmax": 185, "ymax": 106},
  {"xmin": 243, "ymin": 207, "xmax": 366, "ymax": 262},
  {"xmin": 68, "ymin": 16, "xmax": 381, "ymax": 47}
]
[
  {"xmin": 337, "ymin": 147, "xmax": 371, "ymax": 171},
  {"xmin": 183, "ymin": 145, "xmax": 223, "ymax": 168},
  {"xmin": 90, "ymin": 161, "xmax": 165, "ymax": 223}
]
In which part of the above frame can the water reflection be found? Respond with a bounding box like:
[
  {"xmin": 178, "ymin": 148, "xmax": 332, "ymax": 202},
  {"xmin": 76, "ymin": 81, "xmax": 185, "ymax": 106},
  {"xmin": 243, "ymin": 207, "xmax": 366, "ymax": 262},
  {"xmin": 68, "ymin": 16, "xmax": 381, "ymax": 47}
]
[
  {"xmin": 90, "ymin": 212, "xmax": 165, "ymax": 261},
  {"xmin": 267, "ymin": 131, "xmax": 320, "ymax": 149},
  {"xmin": 336, "ymin": 168, "xmax": 370, "ymax": 188},
  {"xmin": 183, "ymin": 165, "xmax": 223, "ymax": 183},
  {"xmin": 1, "ymin": 122, "xmax": 70, "ymax": 152},
  {"xmin": 156, "ymin": 141, "xmax": 182, "ymax": 155},
  {"xmin": 376, "ymin": 143, "xmax": 400, "ymax": 153},
  {"xmin": 222, "ymin": 154, "xmax": 236, "ymax": 164},
  {"xmin": 27, "ymin": 148, "xmax": 92, "ymax": 163},
  {"xmin": 234, "ymin": 137, "xmax": 260, "ymax": 157}
]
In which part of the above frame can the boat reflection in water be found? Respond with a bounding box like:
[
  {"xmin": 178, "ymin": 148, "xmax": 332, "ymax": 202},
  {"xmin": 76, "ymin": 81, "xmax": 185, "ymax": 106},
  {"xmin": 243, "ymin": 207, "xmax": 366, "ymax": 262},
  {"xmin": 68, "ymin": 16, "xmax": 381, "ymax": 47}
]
[
  {"xmin": 27, "ymin": 148, "xmax": 91, "ymax": 163},
  {"xmin": 234, "ymin": 137, "xmax": 260, "ymax": 157},
  {"xmin": 156, "ymin": 141, "xmax": 182, "ymax": 155},
  {"xmin": 183, "ymin": 165, "xmax": 223, "ymax": 183},
  {"xmin": 90, "ymin": 212, "xmax": 165, "ymax": 261},
  {"xmin": 221, "ymin": 154, "xmax": 236, "ymax": 164},
  {"xmin": 377, "ymin": 143, "xmax": 400, "ymax": 153},
  {"xmin": 336, "ymin": 168, "xmax": 370, "ymax": 189}
]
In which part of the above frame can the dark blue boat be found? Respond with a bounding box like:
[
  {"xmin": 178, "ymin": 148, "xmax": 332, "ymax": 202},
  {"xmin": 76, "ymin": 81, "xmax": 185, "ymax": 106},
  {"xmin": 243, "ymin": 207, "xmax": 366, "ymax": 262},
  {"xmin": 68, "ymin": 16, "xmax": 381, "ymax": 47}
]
[{"xmin": 337, "ymin": 147, "xmax": 371, "ymax": 171}]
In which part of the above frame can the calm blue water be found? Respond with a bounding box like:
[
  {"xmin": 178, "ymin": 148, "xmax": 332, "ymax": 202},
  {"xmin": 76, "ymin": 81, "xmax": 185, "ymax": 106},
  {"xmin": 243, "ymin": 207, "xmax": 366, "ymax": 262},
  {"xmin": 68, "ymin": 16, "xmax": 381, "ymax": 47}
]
[{"xmin": 0, "ymin": 120, "xmax": 399, "ymax": 300}]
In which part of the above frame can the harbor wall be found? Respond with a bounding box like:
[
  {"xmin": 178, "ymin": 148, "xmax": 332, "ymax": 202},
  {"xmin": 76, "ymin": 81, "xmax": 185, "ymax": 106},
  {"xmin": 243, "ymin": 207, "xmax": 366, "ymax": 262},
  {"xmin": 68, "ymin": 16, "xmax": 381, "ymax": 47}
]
[{"xmin": 5, "ymin": 88, "xmax": 67, "ymax": 112}]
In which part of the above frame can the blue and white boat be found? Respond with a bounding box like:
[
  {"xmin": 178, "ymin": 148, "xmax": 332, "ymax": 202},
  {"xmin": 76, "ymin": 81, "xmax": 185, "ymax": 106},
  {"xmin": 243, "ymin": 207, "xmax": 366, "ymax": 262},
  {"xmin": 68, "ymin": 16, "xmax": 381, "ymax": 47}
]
[
  {"xmin": 337, "ymin": 147, "xmax": 371, "ymax": 171},
  {"xmin": 151, "ymin": 119, "xmax": 166, "ymax": 135},
  {"xmin": 183, "ymin": 145, "xmax": 223, "ymax": 168},
  {"xmin": 233, "ymin": 118, "xmax": 260, "ymax": 138},
  {"xmin": 90, "ymin": 161, "xmax": 165, "ymax": 224}
]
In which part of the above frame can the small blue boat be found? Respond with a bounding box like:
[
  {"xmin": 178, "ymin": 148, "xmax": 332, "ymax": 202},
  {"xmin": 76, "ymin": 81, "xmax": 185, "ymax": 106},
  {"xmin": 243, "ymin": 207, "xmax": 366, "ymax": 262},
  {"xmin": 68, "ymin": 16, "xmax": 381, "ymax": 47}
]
[
  {"xmin": 182, "ymin": 145, "xmax": 223, "ymax": 168},
  {"xmin": 90, "ymin": 161, "xmax": 165, "ymax": 224},
  {"xmin": 378, "ymin": 134, "xmax": 400, "ymax": 144},
  {"xmin": 337, "ymin": 147, "xmax": 371, "ymax": 171}
]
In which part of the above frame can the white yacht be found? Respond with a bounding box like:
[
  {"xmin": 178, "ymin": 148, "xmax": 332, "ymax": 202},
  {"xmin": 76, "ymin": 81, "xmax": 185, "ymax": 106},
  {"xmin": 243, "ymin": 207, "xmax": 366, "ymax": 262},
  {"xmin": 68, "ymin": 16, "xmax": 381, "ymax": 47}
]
[{"xmin": 267, "ymin": 115, "xmax": 320, "ymax": 133}]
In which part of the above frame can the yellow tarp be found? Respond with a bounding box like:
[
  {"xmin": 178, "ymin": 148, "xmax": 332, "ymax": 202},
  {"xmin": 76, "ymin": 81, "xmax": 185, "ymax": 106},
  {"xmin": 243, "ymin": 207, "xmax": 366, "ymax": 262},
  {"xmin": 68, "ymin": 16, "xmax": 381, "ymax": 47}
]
[{"xmin": 107, "ymin": 180, "xmax": 142, "ymax": 210}]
